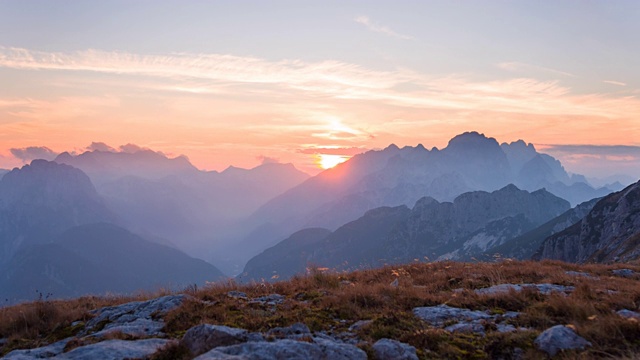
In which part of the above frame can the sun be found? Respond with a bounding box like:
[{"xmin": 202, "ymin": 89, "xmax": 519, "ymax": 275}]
[{"xmin": 317, "ymin": 154, "xmax": 350, "ymax": 169}]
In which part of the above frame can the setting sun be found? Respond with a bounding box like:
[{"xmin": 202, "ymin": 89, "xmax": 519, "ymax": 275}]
[{"xmin": 317, "ymin": 154, "xmax": 350, "ymax": 169}]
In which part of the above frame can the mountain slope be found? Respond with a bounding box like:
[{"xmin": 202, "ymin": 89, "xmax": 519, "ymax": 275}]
[
  {"xmin": 240, "ymin": 185, "xmax": 570, "ymax": 281},
  {"xmin": 534, "ymin": 180, "xmax": 640, "ymax": 263},
  {"xmin": 0, "ymin": 223, "xmax": 226, "ymax": 303},
  {"xmin": 239, "ymin": 132, "xmax": 610, "ymax": 271},
  {"xmin": 488, "ymin": 197, "xmax": 600, "ymax": 260},
  {"xmin": 0, "ymin": 160, "xmax": 115, "ymax": 265}
]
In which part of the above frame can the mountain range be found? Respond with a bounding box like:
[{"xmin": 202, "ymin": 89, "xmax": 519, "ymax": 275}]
[
  {"xmin": 0, "ymin": 160, "xmax": 224, "ymax": 304},
  {"xmin": 1, "ymin": 132, "xmax": 638, "ymax": 303},
  {"xmin": 239, "ymin": 185, "xmax": 570, "ymax": 282},
  {"xmin": 236, "ymin": 132, "xmax": 615, "ymax": 272}
]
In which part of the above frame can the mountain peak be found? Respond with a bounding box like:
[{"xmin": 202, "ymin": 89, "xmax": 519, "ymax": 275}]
[{"xmin": 445, "ymin": 131, "xmax": 500, "ymax": 151}]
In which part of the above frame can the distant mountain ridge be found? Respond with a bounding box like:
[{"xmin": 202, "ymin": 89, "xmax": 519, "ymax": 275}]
[
  {"xmin": 534, "ymin": 180, "xmax": 640, "ymax": 263},
  {"xmin": 0, "ymin": 160, "xmax": 115, "ymax": 265},
  {"xmin": 239, "ymin": 185, "xmax": 570, "ymax": 281},
  {"xmin": 55, "ymin": 149, "xmax": 310, "ymax": 271},
  {"xmin": 236, "ymin": 132, "xmax": 612, "ymax": 270},
  {"xmin": 0, "ymin": 160, "xmax": 226, "ymax": 304}
]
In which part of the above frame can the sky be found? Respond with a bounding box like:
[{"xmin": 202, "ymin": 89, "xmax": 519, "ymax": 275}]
[{"xmin": 0, "ymin": 0, "xmax": 639, "ymax": 178}]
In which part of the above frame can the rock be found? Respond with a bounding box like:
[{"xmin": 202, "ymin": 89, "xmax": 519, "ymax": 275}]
[
  {"xmin": 252, "ymin": 294, "xmax": 285, "ymax": 305},
  {"xmin": 372, "ymin": 338, "xmax": 419, "ymax": 360},
  {"xmin": 195, "ymin": 338, "xmax": 366, "ymax": 360},
  {"xmin": 348, "ymin": 320, "xmax": 373, "ymax": 332},
  {"xmin": 474, "ymin": 283, "xmax": 574, "ymax": 296},
  {"xmin": 182, "ymin": 324, "xmax": 249, "ymax": 356},
  {"xmin": 413, "ymin": 304, "xmax": 492, "ymax": 325},
  {"xmin": 617, "ymin": 309, "xmax": 640, "ymax": 320},
  {"xmin": 313, "ymin": 336, "xmax": 368, "ymax": 359},
  {"xmin": 266, "ymin": 323, "xmax": 312, "ymax": 341},
  {"xmin": 227, "ymin": 291, "xmax": 248, "ymax": 299},
  {"xmin": 612, "ymin": 269, "xmax": 636, "ymax": 278},
  {"xmin": 390, "ymin": 278, "xmax": 399, "ymax": 287},
  {"xmin": 90, "ymin": 318, "xmax": 165, "ymax": 338},
  {"xmin": 57, "ymin": 339, "xmax": 169, "ymax": 359},
  {"xmin": 2, "ymin": 338, "xmax": 73, "ymax": 359},
  {"xmin": 534, "ymin": 325, "xmax": 592, "ymax": 357},
  {"xmin": 565, "ymin": 271, "xmax": 597, "ymax": 279},
  {"xmin": 84, "ymin": 295, "xmax": 187, "ymax": 337},
  {"xmin": 444, "ymin": 322, "xmax": 486, "ymax": 335}
]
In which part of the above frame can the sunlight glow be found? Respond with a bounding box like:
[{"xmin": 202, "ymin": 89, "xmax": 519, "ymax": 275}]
[{"xmin": 317, "ymin": 154, "xmax": 350, "ymax": 169}]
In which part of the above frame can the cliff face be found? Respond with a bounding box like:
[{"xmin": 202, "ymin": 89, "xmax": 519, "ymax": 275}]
[{"xmin": 534, "ymin": 180, "xmax": 640, "ymax": 263}]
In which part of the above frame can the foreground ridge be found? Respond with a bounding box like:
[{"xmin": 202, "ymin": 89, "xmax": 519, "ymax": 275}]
[{"xmin": 1, "ymin": 260, "xmax": 640, "ymax": 359}]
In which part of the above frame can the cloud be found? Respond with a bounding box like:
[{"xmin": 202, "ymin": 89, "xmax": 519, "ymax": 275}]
[
  {"xmin": 497, "ymin": 62, "xmax": 576, "ymax": 78},
  {"xmin": 0, "ymin": 46, "xmax": 640, "ymax": 125},
  {"xmin": 256, "ymin": 155, "xmax": 280, "ymax": 164},
  {"xmin": 86, "ymin": 142, "xmax": 116, "ymax": 152},
  {"xmin": 9, "ymin": 146, "xmax": 58, "ymax": 161},
  {"xmin": 354, "ymin": 15, "xmax": 413, "ymax": 40},
  {"xmin": 603, "ymin": 80, "xmax": 627, "ymax": 87},
  {"xmin": 540, "ymin": 144, "xmax": 640, "ymax": 157},
  {"xmin": 119, "ymin": 143, "xmax": 149, "ymax": 153}
]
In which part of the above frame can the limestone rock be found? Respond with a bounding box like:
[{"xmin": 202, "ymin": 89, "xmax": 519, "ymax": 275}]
[
  {"xmin": 195, "ymin": 338, "xmax": 366, "ymax": 360},
  {"xmin": 474, "ymin": 283, "xmax": 574, "ymax": 296},
  {"xmin": 534, "ymin": 325, "xmax": 592, "ymax": 357},
  {"xmin": 372, "ymin": 338, "xmax": 419, "ymax": 360},
  {"xmin": 84, "ymin": 294, "xmax": 187, "ymax": 336},
  {"xmin": 2, "ymin": 338, "xmax": 73, "ymax": 359},
  {"xmin": 182, "ymin": 324, "xmax": 249, "ymax": 356},
  {"xmin": 413, "ymin": 304, "xmax": 492, "ymax": 325},
  {"xmin": 617, "ymin": 309, "xmax": 640, "ymax": 320}
]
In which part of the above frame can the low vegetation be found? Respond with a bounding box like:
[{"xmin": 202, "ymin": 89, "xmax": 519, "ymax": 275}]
[{"xmin": 2, "ymin": 260, "xmax": 640, "ymax": 359}]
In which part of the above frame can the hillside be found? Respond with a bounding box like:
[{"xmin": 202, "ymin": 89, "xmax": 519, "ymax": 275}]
[
  {"xmin": 535, "ymin": 180, "xmax": 640, "ymax": 263},
  {"xmin": 2, "ymin": 261, "xmax": 640, "ymax": 359},
  {"xmin": 0, "ymin": 223, "xmax": 226, "ymax": 304},
  {"xmin": 239, "ymin": 132, "xmax": 613, "ymax": 271},
  {"xmin": 240, "ymin": 185, "xmax": 569, "ymax": 281}
]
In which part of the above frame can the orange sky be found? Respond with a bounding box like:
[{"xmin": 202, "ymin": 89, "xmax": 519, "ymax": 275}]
[{"xmin": 1, "ymin": 2, "xmax": 639, "ymax": 178}]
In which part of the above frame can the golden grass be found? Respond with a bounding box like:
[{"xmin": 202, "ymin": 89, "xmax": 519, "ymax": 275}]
[{"xmin": 2, "ymin": 260, "xmax": 640, "ymax": 359}]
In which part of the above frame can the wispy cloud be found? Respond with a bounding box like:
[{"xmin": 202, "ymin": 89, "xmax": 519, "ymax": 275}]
[
  {"xmin": 354, "ymin": 15, "xmax": 413, "ymax": 40},
  {"xmin": 498, "ymin": 62, "xmax": 576, "ymax": 78},
  {"xmin": 603, "ymin": 80, "xmax": 627, "ymax": 87},
  {"xmin": 2, "ymin": 46, "xmax": 639, "ymax": 121}
]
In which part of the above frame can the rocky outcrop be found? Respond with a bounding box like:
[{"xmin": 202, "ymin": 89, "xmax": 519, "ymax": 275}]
[
  {"xmin": 534, "ymin": 180, "xmax": 640, "ymax": 263},
  {"xmin": 412, "ymin": 304, "xmax": 521, "ymax": 336},
  {"xmin": 534, "ymin": 325, "xmax": 591, "ymax": 356},
  {"xmin": 372, "ymin": 338, "xmax": 418, "ymax": 360},
  {"xmin": 83, "ymin": 295, "xmax": 188, "ymax": 338}
]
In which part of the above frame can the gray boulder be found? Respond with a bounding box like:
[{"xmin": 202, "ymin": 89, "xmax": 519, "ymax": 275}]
[
  {"xmin": 534, "ymin": 325, "xmax": 591, "ymax": 356},
  {"xmin": 182, "ymin": 324, "xmax": 249, "ymax": 356},
  {"xmin": 2, "ymin": 338, "xmax": 73, "ymax": 359},
  {"xmin": 474, "ymin": 283, "xmax": 574, "ymax": 296},
  {"xmin": 372, "ymin": 338, "xmax": 418, "ymax": 360},
  {"xmin": 413, "ymin": 304, "xmax": 492, "ymax": 325},
  {"xmin": 617, "ymin": 309, "xmax": 640, "ymax": 320},
  {"xmin": 57, "ymin": 339, "xmax": 170, "ymax": 360},
  {"xmin": 612, "ymin": 269, "xmax": 636, "ymax": 278},
  {"xmin": 195, "ymin": 338, "xmax": 366, "ymax": 360},
  {"xmin": 84, "ymin": 294, "xmax": 187, "ymax": 337}
]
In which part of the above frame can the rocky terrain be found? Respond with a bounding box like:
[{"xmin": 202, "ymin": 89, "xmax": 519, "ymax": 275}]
[
  {"xmin": 2, "ymin": 261, "xmax": 640, "ymax": 359},
  {"xmin": 535, "ymin": 180, "xmax": 640, "ymax": 263}
]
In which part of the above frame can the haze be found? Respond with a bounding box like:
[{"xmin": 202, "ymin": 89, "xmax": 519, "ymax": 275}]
[{"xmin": 0, "ymin": 1, "xmax": 639, "ymax": 178}]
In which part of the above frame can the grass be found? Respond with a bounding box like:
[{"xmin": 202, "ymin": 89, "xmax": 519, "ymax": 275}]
[{"xmin": 2, "ymin": 260, "xmax": 640, "ymax": 359}]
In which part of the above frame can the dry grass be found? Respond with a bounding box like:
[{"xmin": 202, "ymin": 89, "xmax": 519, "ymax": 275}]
[{"xmin": 2, "ymin": 260, "xmax": 640, "ymax": 359}]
